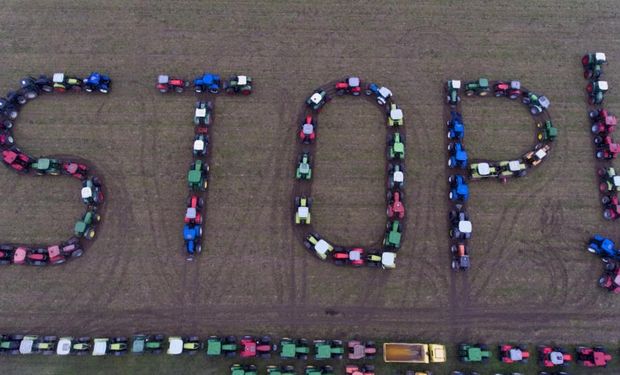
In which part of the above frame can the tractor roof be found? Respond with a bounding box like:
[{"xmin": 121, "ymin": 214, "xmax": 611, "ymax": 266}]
[
  {"xmin": 167, "ymin": 338, "xmax": 183, "ymax": 355},
  {"xmin": 56, "ymin": 338, "xmax": 72, "ymax": 355},
  {"xmin": 390, "ymin": 108, "xmax": 403, "ymax": 120},
  {"xmin": 393, "ymin": 170, "xmax": 404, "ymax": 182},
  {"xmin": 193, "ymin": 139, "xmax": 205, "ymax": 151},
  {"xmin": 280, "ymin": 342, "xmax": 295, "ymax": 357},
  {"xmin": 599, "ymin": 81, "xmax": 609, "ymax": 91},
  {"xmin": 158, "ymin": 75, "xmax": 169, "ymax": 84},
  {"xmin": 382, "ymin": 252, "xmax": 396, "ymax": 268},
  {"xmin": 53, "ymin": 73, "xmax": 64, "ymax": 83},
  {"xmin": 188, "ymin": 170, "xmax": 202, "ymax": 183},
  {"xmin": 378, "ymin": 87, "xmax": 392, "ymax": 98},
  {"xmin": 535, "ymin": 148, "xmax": 547, "ymax": 160},
  {"xmin": 550, "ymin": 351, "xmax": 565, "ymax": 365},
  {"xmin": 459, "ymin": 220, "xmax": 472, "ymax": 233},
  {"xmin": 349, "ymin": 249, "xmax": 362, "ymax": 261},
  {"xmin": 92, "ymin": 339, "xmax": 108, "ymax": 356},
  {"xmin": 186, "ymin": 207, "xmax": 197, "ymax": 219},
  {"xmin": 477, "ymin": 163, "xmax": 490, "ymax": 175},
  {"xmin": 19, "ymin": 337, "xmax": 35, "ymax": 354},
  {"xmin": 450, "ymin": 80, "xmax": 461, "ymax": 89},
  {"xmin": 479, "ymin": 78, "xmax": 489, "ymax": 86},
  {"xmin": 509, "ymin": 348, "xmax": 523, "ymax": 361},
  {"xmin": 297, "ymin": 206, "xmax": 309, "ymax": 218},
  {"xmin": 508, "ymin": 160, "xmax": 524, "ymax": 171},
  {"xmin": 195, "ymin": 108, "xmax": 207, "ymax": 117},
  {"xmin": 348, "ymin": 77, "xmax": 360, "ymax": 87},
  {"xmin": 207, "ymin": 340, "xmax": 222, "ymax": 355},
  {"xmin": 596, "ymin": 52, "xmax": 607, "ymax": 62},
  {"xmin": 238, "ymin": 75, "xmax": 248, "ymax": 85},
  {"xmin": 388, "ymin": 231, "xmax": 401, "ymax": 244},
  {"xmin": 510, "ymin": 80, "xmax": 521, "ymax": 89},
  {"xmin": 315, "ymin": 239, "xmax": 331, "ymax": 257},
  {"xmin": 309, "ymin": 93, "xmax": 323, "ymax": 104},
  {"xmin": 302, "ymin": 124, "xmax": 314, "ymax": 134},
  {"xmin": 81, "ymin": 187, "xmax": 93, "ymax": 199},
  {"xmin": 613, "ymin": 176, "xmax": 620, "ymax": 187}
]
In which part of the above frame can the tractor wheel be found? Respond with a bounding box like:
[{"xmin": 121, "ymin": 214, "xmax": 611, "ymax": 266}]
[
  {"xmin": 8, "ymin": 110, "xmax": 18, "ymax": 120},
  {"xmin": 599, "ymin": 276, "xmax": 608, "ymax": 287},
  {"xmin": 509, "ymin": 91, "xmax": 521, "ymax": 100},
  {"xmin": 451, "ymin": 260, "xmax": 458, "ymax": 270},
  {"xmin": 530, "ymin": 106, "xmax": 540, "ymax": 116},
  {"xmin": 25, "ymin": 91, "xmax": 38, "ymax": 100},
  {"xmin": 198, "ymin": 226, "xmax": 203, "ymax": 237},
  {"xmin": 584, "ymin": 70, "xmax": 592, "ymax": 79},
  {"xmin": 447, "ymin": 142, "xmax": 454, "ymax": 151},
  {"xmin": 603, "ymin": 210, "xmax": 614, "ymax": 220},
  {"xmin": 494, "ymin": 90, "xmax": 503, "ymax": 97},
  {"xmin": 175, "ymin": 86, "xmax": 184, "ymax": 94},
  {"xmin": 87, "ymin": 229, "xmax": 96, "ymax": 239},
  {"xmin": 336, "ymin": 89, "xmax": 345, "ymax": 96},
  {"xmin": 588, "ymin": 96, "xmax": 596, "ymax": 105},
  {"xmin": 596, "ymin": 151, "xmax": 604, "ymax": 159},
  {"xmin": 465, "ymin": 90, "xmax": 474, "ymax": 97},
  {"xmin": 451, "ymin": 245, "xmax": 457, "ymax": 254},
  {"xmin": 42, "ymin": 85, "xmax": 53, "ymax": 93},
  {"xmin": 196, "ymin": 245, "xmax": 202, "ymax": 254},
  {"xmin": 602, "ymin": 195, "xmax": 611, "ymax": 204},
  {"xmin": 449, "ymin": 191, "xmax": 454, "ymax": 200},
  {"xmin": 592, "ymin": 124, "xmax": 601, "ymax": 134},
  {"xmin": 53, "ymin": 258, "xmax": 66, "ymax": 265},
  {"xmin": 159, "ymin": 88, "xmax": 168, "ymax": 93},
  {"xmin": 478, "ymin": 90, "xmax": 489, "ymax": 97},
  {"xmin": 586, "ymin": 83, "xmax": 594, "ymax": 93},
  {"xmin": 448, "ymin": 159, "xmax": 454, "ymax": 168},
  {"xmin": 71, "ymin": 249, "xmax": 83, "ymax": 258},
  {"xmin": 602, "ymin": 257, "xmax": 611, "ymax": 264},
  {"xmin": 593, "ymin": 135, "xmax": 603, "ymax": 144},
  {"xmin": 589, "ymin": 109, "xmax": 600, "ymax": 119}
]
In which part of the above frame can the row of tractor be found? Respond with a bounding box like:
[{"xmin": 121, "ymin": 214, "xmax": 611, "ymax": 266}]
[
  {"xmin": 444, "ymin": 78, "xmax": 556, "ymax": 271},
  {"xmin": 0, "ymin": 72, "xmax": 110, "ymax": 266},
  {"xmin": 157, "ymin": 73, "xmax": 253, "ymax": 260},
  {"xmin": 293, "ymin": 77, "xmax": 405, "ymax": 269}
]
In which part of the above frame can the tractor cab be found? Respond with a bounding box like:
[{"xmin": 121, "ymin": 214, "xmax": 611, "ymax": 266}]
[
  {"xmin": 302, "ymin": 122, "xmax": 314, "ymax": 135},
  {"xmin": 56, "ymin": 337, "xmax": 73, "ymax": 355},
  {"xmin": 388, "ymin": 104, "xmax": 403, "ymax": 126},
  {"xmin": 195, "ymin": 107, "xmax": 207, "ymax": 120},
  {"xmin": 193, "ymin": 135, "xmax": 208, "ymax": 155},
  {"xmin": 307, "ymin": 90, "xmax": 329, "ymax": 110},
  {"xmin": 470, "ymin": 162, "xmax": 496, "ymax": 179},
  {"xmin": 19, "ymin": 335, "xmax": 37, "ymax": 354},
  {"xmin": 392, "ymin": 167, "xmax": 404, "ymax": 184},
  {"xmin": 458, "ymin": 221, "xmax": 472, "ymax": 236},
  {"xmin": 314, "ymin": 239, "xmax": 332, "ymax": 259},
  {"xmin": 381, "ymin": 252, "xmax": 396, "ymax": 269},
  {"xmin": 92, "ymin": 338, "xmax": 109, "ymax": 356},
  {"xmin": 384, "ymin": 221, "xmax": 402, "ymax": 249},
  {"xmin": 167, "ymin": 337, "xmax": 184, "ymax": 355}
]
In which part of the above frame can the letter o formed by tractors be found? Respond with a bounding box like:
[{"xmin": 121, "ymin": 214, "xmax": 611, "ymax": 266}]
[
  {"xmin": 0, "ymin": 72, "xmax": 110, "ymax": 266},
  {"xmin": 444, "ymin": 78, "xmax": 556, "ymax": 271},
  {"xmin": 293, "ymin": 77, "xmax": 406, "ymax": 269}
]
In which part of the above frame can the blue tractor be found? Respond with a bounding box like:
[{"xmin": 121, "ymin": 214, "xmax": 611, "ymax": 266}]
[
  {"xmin": 183, "ymin": 224, "xmax": 203, "ymax": 260},
  {"xmin": 194, "ymin": 73, "xmax": 221, "ymax": 94},
  {"xmin": 448, "ymin": 142, "xmax": 468, "ymax": 169},
  {"xmin": 448, "ymin": 111, "xmax": 465, "ymax": 140},
  {"xmin": 448, "ymin": 175, "xmax": 469, "ymax": 202},
  {"xmin": 588, "ymin": 234, "xmax": 619, "ymax": 261},
  {"xmin": 83, "ymin": 72, "xmax": 111, "ymax": 93}
]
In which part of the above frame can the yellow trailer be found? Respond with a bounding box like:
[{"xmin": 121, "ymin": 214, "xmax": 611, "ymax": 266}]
[{"xmin": 383, "ymin": 342, "xmax": 446, "ymax": 364}]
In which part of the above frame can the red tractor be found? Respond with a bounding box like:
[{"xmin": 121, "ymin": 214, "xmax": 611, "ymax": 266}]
[
  {"xmin": 499, "ymin": 344, "xmax": 530, "ymax": 364},
  {"xmin": 590, "ymin": 108, "xmax": 617, "ymax": 136},
  {"xmin": 240, "ymin": 336, "xmax": 275, "ymax": 359},
  {"xmin": 386, "ymin": 190, "xmax": 405, "ymax": 219},
  {"xmin": 156, "ymin": 75, "xmax": 188, "ymax": 93},
  {"xmin": 333, "ymin": 248, "xmax": 365, "ymax": 267},
  {"xmin": 347, "ymin": 340, "xmax": 376, "ymax": 360},
  {"xmin": 299, "ymin": 115, "xmax": 316, "ymax": 144},
  {"xmin": 539, "ymin": 346, "xmax": 572, "ymax": 368},
  {"xmin": 493, "ymin": 80, "xmax": 521, "ymax": 99},
  {"xmin": 576, "ymin": 346, "xmax": 612, "ymax": 367},
  {"xmin": 13, "ymin": 247, "xmax": 48, "ymax": 266},
  {"xmin": 2, "ymin": 148, "xmax": 33, "ymax": 172},
  {"xmin": 0, "ymin": 244, "xmax": 14, "ymax": 265},
  {"xmin": 335, "ymin": 77, "xmax": 361, "ymax": 96},
  {"xmin": 601, "ymin": 194, "xmax": 620, "ymax": 220},
  {"xmin": 185, "ymin": 195, "xmax": 204, "ymax": 224},
  {"xmin": 345, "ymin": 364, "xmax": 375, "ymax": 375},
  {"xmin": 595, "ymin": 136, "xmax": 620, "ymax": 159},
  {"xmin": 62, "ymin": 161, "xmax": 89, "ymax": 180},
  {"xmin": 450, "ymin": 242, "xmax": 470, "ymax": 270},
  {"xmin": 599, "ymin": 261, "xmax": 620, "ymax": 293},
  {"xmin": 0, "ymin": 129, "xmax": 14, "ymax": 147}
]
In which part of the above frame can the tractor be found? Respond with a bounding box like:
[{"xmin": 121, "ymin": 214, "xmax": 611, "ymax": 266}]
[
  {"xmin": 458, "ymin": 343, "xmax": 491, "ymax": 363},
  {"xmin": 366, "ymin": 250, "xmax": 396, "ymax": 269},
  {"xmin": 387, "ymin": 190, "xmax": 405, "ymax": 219},
  {"xmin": 92, "ymin": 337, "xmax": 128, "ymax": 356},
  {"xmin": 365, "ymin": 83, "xmax": 392, "ymax": 106},
  {"xmin": 0, "ymin": 334, "xmax": 23, "ymax": 354},
  {"xmin": 206, "ymin": 335, "xmax": 237, "ymax": 357},
  {"xmin": 295, "ymin": 196, "xmax": 313, "ymax": 225},
  {"xmin": 345, "ymin": 365, "xmax": 375, "ymax": 375},
  {"xmin": 62, "ymin": 161, "xmax": 88, "ymax": 180},
  {"xmin": 0, "ymin": 118, "xmax": 13, "ymax": 130},
  {"xmin": 32, "ymin": 158, "xmax": 61, "ymax": 175},
  {"xmin": 194, "ymin": 73, "xmax": 221, "ymax": 94},
  {"xmin": 314, "ymin": 339, "xmax": 344, "ymax": 360},
  {"xmin": 81, "ymin": 177, "xmax": 104, "ymax": 206},
  {"xmin": 388, "ymin": 103, "xmax": 403, "ymax": 126},
  {"xmin": 388, "ymin": 163, "xmax": 405, "ymax": 190},
  {"xmin": 586, "ymin": 80, "xmax": 608, "ymax": 105},
  {"xmin": 591, "ymin": 110, "xmax": 617, "ymax": 136},
  {"xmin": 83, "ymin": 72, "xmax": 111, "ymax": 93},
  {"xmin": 183, "ymin": 224, "xmax": 202, "ymax": 259},
  {"xmin": 188, "ymin": 160, "xmax": 209, "ymax": 191},
  {"xmin": 598, "ymin": 261, "xmax": 620, "ymax": 293},
  {"xmin": 280, "ymin": 337, "xmax": 309, "ymax": 359},
  {"xmin": 383, "ymin": 220, "xmax": 402, "ymax": 249},
  {"xmin": 185, "ymin": 195, "xmax": 204, "ymax": 225},
  {"xmin": 448, "ymin": 142, "xmax": 468, "ymax": 169},
  {"xmin": 470, "ymin": 162, "xmax": 499, "ymax": 179},
  {"xmin": 306, "ymin": 89, "xmax": 330, "ymax": 111},
  {"xmin": 267, "ymin": 365, "xmax": 296, "ymax": 375},
  {"xmin": 537, "ymin": 120, "xmax": 558, "ymax": 141},
  {"xmin": 2, "ymin": 148, "xmax": 33, "ymax": 172},
  {"xmin": 0, "ymin": 129, "xmax": 14, "ymax": 147},
  {"xmin": 595, "ymin": 134, "xmax": 620, "ymax": 159},
  {"xmin": 0, "ymin": 92, "xmax": 24, "ymax": 120},
  {"xmin": 587, "ymin": 234, "xmax": 619, "ymax": 261},
  {"xmin": 74, "ymin": 209, "xmax": 101, "ymax": 240},
  {"xmin": 45, "ymin": 245, "xmax": 69, "ymax": 265},
  {"xmin": 447, "ymin": 111, "xmax": 465, "ymax": 140},
  {"xmin": 305, "ymin": 365, "xmax": 335, "ymax": 375},
  {"xmin": 12, "ymin": 247, "xmax": 47, "ymax": 266},
  {"xmin": 387, "ymin": 132, "xmax": 405, "ymax": 160},
  {"xmin": 299, "ymin": 115, "xmax": 316, "ymax": 144},
  {"xmin": 582, "ymin": 52, "xmax": 607, "ymax": 79},
  {"xmin": 230, "ymin": 364, "xmax": 258, "ymax": 375},
  {"xmin": 335, "ymin": 76, "xmax": 361, "ymax": 96},
  {"xmin": 576, "ymin": 346, "xmax": 612, "ymax": 367},
  {"xmin": 0, "ymin": 244, "xmax": 14, "ymax": 265},
  {"xmin": 539, "ymin": 346, "xmax": 573, "ymax": 368},
  {"xmin": 240, "ymin": 335, "xmax": 276, "ymax": 359},
  {"xmin": 448, "ymin": 174, "xmax": 469, "ymax": 201},
  {"xmin": 224, "ymin": 75, "xmax": 252, "ymax": 95},
  {"xmin": 167, "ymin": 336, "xmax": 201, "ymax": 355},
  {"xmin": 131, "ymin": 334, "xmax": 165, "ymax": 354},
  {"xmin": 598, "ymin": 167, "xmax": 620, "ymax": 194},
  {"xmin": 296, "ymin": 152, "xmax": 312, "ymax": 180},
  {"xmin": 59, "ymin": 237, "xmax": 84, "ymax": 258},
  {"xmin": 52, "ymin": 73, "xmax": 83, "ymax": 92},
  {"xmin": 22, "ymin": 336, "xmax": 58, "ymax": 355},
  {"xmin": 20, "ymin": 75, "xmax": 53, "ymax": 98},
  {"xmin": 304, "ymin": 232, "xmax": 334, "ymax": 260},
  {"xmin": 498, "ymin": 160, "xmax": 527, "ymax": 181},
  {"xmin": 450, "ymin": 205, "xmax": 472, "ymax": 240},
  {"xmin": 194, "ymin": 101, "xmax": 213, "ymax": 126},
  {"xmin": 601, "ymin": 194, "xmax": 620, "ymax": 221},
  {"xmin": 494, "ymin": 80, "xmax": 522, "ymax": 99},
  {"xmin": 464, "ymin": 78, "xmax": 490, "ymax": 96},
  {"xmin": 522, "ymin": 91, "xmax": 551, "ymax": 115},
  {"xmin": 499, "ymin": 344, "xmax": 530, "ymax": 364},
  {"xmin": 56, "ymin": 337, "xmax": 92, "ymax": 355},
  {"xmin": 193, "ymin": 134, "xmax": 209, "ymax": 157},
  {"xmin": 451, "ymin": 243, "xmax": 470, "ymax": 271},
  {"xmin": 523, "ymin": 144, "xmax": 550, "ymax": 166},
  {"xmin": 347, "ymin": 340, "xmax": 376, "ymax": 360},
  {"xmin": 333, "ymin": 247, "xmax": 365, "ymax": 267},
  {"xmin": 156, "ymin": 75, "xmax": 188, "ymax": 93},
  {"xmin": 446, "ymin": 80, "xmax": 461, "ymax": 105}
]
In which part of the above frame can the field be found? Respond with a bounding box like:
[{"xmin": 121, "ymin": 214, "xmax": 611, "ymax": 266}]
[{"xmin": 0, "ymin": 0, "xmax": 620, "ymax": 374}]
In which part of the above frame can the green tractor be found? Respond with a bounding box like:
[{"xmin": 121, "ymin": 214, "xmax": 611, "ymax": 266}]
[
  {"xmin": 464, "ymin": 78, "xmax": 490, "ymax": 96},
  {"xmin": 458, "ymin": 343, "xmax": 491, "ymax": 363},
  {"xmin": 74, "ymin": 209, "xmax": 101, "ymax": 240},
  {"xmin": 387, "ymin": 132, "xmax": 405, "ymax": 160},
  {"xmin": 131, "ymin": 334, "xmax": 164, "ymax": 354},
  {"xmin": 280, "ymin": 337, "xmax": 309, "ymax": 359},
  {"xmin": 296, "ymin": 152, "xmax": 312, "ymax": 180},
  {"xmin": 230, "ymin": 364, "xmax": 257, "ymax": 375},
  {"xmin": 383, "ymin": 220, "xmax": 402, "ymax": 249},
  {"xmin": 305, "ymin": 365, "xmax": 334, "ymax": 375},
  {"xmin": 267, "ymin": 365, "xmax": 296, "ymax": 375},
  {"xmin": 206, "ymin": 335, "xmax": 237, "ymax": 357},
  {"xmin": 314, "ymin": 339, "xmax": 344, "ymax": 360},
  {"xmin": 446, "ymin": 80, "xmax": 461, "ymax": 105},
  {"xmin": 188, "ymin": 160, "xmax": 209, "ymax": 191},
  {"xmin": 32, "ymin": 158, "xmax": 61, "ymax": 175},
  {"xmin": 537, "ymin": 120, "xmax": 557, "ymax": 141}
]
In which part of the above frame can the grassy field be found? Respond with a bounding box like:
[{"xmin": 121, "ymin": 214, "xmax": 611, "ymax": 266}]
[{"xmin": 0, "ymin": 0, "xmax": 620, "ymax": 373}]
